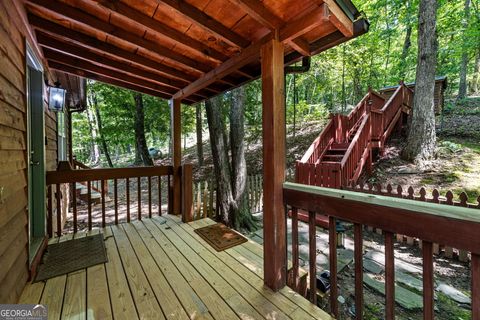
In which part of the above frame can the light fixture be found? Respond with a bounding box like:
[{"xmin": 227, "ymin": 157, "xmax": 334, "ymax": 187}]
[{"xmin": 48, "ymin": 81, "xmax": 66, "ymax": 112}]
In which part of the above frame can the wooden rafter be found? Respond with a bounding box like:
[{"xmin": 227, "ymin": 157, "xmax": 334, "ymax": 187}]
[
  {"xmin": 157, "ymin": 0, "xmax": 250, "ymax": 48},
  {"xmin": 289, "ymin": 38, "xmax": 311, "ymax": 57},
  {"xmin": 323, "ymin": 0, "xmax": 354, "ymax": 37},
  {"xmin": 48, "ymin": 61, "xmax": 196, "ymax": 104},
  {"xmin": 37, "ymin": 32, "xmax": 187, "ymax": 90},
  {"xmin": 43, "ymin": 48, "xmax": 210, "ymax": 100},
  {"xmin": 28, "ymin": 14, "xmax": 197, "ymax": 83},
  {"xmin": 26, "ymin": 0, "xmax": 212, "ymax": 74},
  {"xmin": 93, "ymin": 0, "xmax": 229, "ymax": 63},
  {"xmin": 226, "ymin": 0, "xmax": 283, "ymax": 30},
  {"xmin": 280, "ymin": 4, "xmax": 328, "ymax": 42}
]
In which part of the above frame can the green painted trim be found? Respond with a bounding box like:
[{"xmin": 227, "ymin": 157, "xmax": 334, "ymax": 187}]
[{"xmin": 283, "ymin": 182, "xmax": 480, "ymax": 224}]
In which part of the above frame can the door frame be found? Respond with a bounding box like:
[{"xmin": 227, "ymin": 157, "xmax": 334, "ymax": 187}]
[{"xmin": 26, "ymin": 42, "xmax": 46, "ymax": 266}]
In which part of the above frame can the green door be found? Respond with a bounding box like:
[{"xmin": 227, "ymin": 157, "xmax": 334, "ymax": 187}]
[{"xmin": 28, "ymin": 66, "xmax": 46, "ymax": 263}]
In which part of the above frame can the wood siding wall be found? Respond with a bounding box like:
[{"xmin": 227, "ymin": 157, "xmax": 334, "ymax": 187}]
[{"xmin": 0, "ymin": 0, "xmax": 61, "ymax": 303}]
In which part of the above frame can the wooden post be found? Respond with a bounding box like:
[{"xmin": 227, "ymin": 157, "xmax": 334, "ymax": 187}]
[
  {"xmin": 261, "ymin": 37, "xmax": 286, "ymax": 291},
  {"xmin": 170, "ymin": 98, "xmax": 182, "ymax": 215},
  {"xmin": 182, "ymin": 164, "xmax": 193, "ymax": 222}
]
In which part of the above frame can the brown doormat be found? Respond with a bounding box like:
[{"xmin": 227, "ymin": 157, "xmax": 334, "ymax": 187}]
[
  {"xmin": 34, "ymin": 234, "xmax": 107, "ymax": 282},
  {"xmin": 194, "ymin": 223, "xmax": 248, "ymax": 251}
]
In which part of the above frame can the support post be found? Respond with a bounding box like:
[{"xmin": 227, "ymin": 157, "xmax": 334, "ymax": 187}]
[
  {"xmin": 170, "ymin": 98, "xmax": 182, "ymax": 215},
  {"xmin": 261, "ymin": 37, "xmax": 286, "ymax": 291}
]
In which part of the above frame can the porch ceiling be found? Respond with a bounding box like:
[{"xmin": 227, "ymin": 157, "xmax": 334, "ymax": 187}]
[{"xmin": 25, "ymin": 0, "xmax": 368, "ymax": 104}]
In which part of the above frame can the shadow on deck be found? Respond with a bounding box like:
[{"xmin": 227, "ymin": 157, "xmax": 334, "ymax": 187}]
[{"xmin": 19, "ymin": 215, "xmax": 331, "ymax": 320}]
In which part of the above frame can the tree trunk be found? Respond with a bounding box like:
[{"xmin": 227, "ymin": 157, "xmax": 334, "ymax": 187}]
[
  {"xmin": 471, "ymin": 47, "xmax": 480, "ymax": 93},
  {"xmin": 92, "ymin": 92, "xmax": 114, "ymax": 168},
  {"xmin": 196, "ymin": 103, "xmax": 204, "ymax": 166},
  {"xmin": 205, "ymin": 89, "xmax": 256, "ymax": 231},
  {"xmin": 402, "ymin": 0, "xmax": 438, "ymax": 165},
  {"xmin": 458, "ymin": 0, "xmax": 471, "ymax": 100},
  {"xmin": 134, "ymin": 93, "xmax": 153, "ymax": 166},
  {"xmin": 399, "ymin": 0, "xmax": 413, "ymax": 80},
  {"xmin": 86, "ymin": 94, "xmax": 100, "ymax": 165},
  {"xmin": 229, "ymin": 87, "xmax": 255, "ymax": 230},
  {"xmin": 205, "ymin": 96, "xmax": 234, "ymax": 225}
]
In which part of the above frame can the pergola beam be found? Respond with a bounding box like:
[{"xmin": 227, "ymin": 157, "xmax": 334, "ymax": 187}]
[
  {"xmin": 158, "ymin": 0, "xmax": 250, "ymax": 48},
  {"xmin": 227, "ymin": 0, "xmax": 283, "ymax": 30},
  {"xmin": 26, "ymin": 0, "xmax": 212, "ymax": 74},
  {"xmin": 94, "ymin": 0, "xmax": 229, "ymax": 63}
]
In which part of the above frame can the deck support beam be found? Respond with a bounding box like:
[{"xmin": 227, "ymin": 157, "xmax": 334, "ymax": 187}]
[
  {"xmin": 261, "ymin": 37, "xmax": 287, "ymax": 291},
  {"xmin": 170, "ymin": 98, "xmax": 182, "ymax": 216}
]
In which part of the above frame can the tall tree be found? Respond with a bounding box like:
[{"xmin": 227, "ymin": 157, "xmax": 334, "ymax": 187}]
[
  {"xmin": 402, "ymin": 0, "xmax": 438, "ymax": 164},
  {"xmin": 399, "ymin": 0, "xmax": 413, "ymax": 80},
  {"xmin": 86, "ymin": 93, "xmax": 100, "ymax": 165},
  {"xmin": 205, "ymin": 87, "xmax": 256, "ymax": 230},
  {"xmin": 91, "ymin": 91, "xmax": 113, "ymax": 167},
  {"xmin": 133, "ymin": 93, "xmax": 153, "ymax": 166},
  {"xmin": 196, "ymin": 103, "xmax": 204, "ymax": 166},
  {"xmin": 458, "ymin": 0, "xmax": 471, "ymax": 100}
]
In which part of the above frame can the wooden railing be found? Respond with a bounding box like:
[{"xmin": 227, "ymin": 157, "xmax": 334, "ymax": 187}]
[
  {"xmin": 72, "ymin": 159, "xmax": 109, "ymax": 195},
  {"xmin": 186, "ymin": 174, "xmax": 265, "ymax": 221},
  {"xmin": 339, "ymin": 114, "xmax": 371, "ymax": 187},
  {"xmin": 347, "ymin": 183, "xmax": 480, "ymax": 262},
  {"xmin": 284, "ymin": 182, "xmax": 480, "ymax": 320},
  {"xmin": 300, "ymin": 118, "xmax": 336, "ymax": 164},
  {"xmin": 46, "ymin": 165, "xmax": 175, "ymax": 236}
]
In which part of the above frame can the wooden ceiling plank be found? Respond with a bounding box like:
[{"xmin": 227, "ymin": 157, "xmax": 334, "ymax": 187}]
[
  {"xmin": 36, "ymin": 31, "xmax": 188, "ymax": 91},
  {"xmin": 226, "ymin": 0, "xmax": 283, "ymax": 30},
  {"xmin": 280, "ymin": 4, "xmax": 329, "ymax": 43},
  {"xmin": 289, "ymin": 38, "xmax": 311, "ymax": 57},
  {"xmin": 323, "ymin": 0, "xmax": 354, "ymax": 37},
  {"xmin": 93, "ymin": 0, "xmax": 229, "ymax": 63},
  {"xmin": 157, "ymin": 0, "xmax": 250, "ymax": 49},
  {"xmin": 26, "ymin": 0, "xmax": 212, "ymax": 73},
  {"xmin": 28, "ymin": 14, "xmax": 196, "ymax": 83}
]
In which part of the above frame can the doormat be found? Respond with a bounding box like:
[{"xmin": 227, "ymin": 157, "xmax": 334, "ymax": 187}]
[
  {"xmin": 34, "ymin": 234, "xmax": 107, "ymax": 282},
  {"xmin": 194, "ymin": 223, "xmax": 248, "ymax": 252}
]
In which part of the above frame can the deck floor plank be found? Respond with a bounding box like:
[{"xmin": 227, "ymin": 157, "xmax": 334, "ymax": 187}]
[
  {"xmin": 156, "ymin": 217, "xmax": 272, "ymax": 320},
  {"xmin": 131, "ymin": 220, "xmax": 214, "ymax": 320},
  {"xmin": 103, "ymin": 227, "xmax": 139, "ymax": 320},
  {"xmin": 86, "ymin": 229, "xmax": 113, "ymax": 320},
  {"xmin": 122, "ymin": 223, "xmax": 190, "ymax": 320},
  {"xmin": 18, "ymin": 217, "xmax": 331, "ymax": 320},
  {"xmin": 110, "ymin": 225, "xmax": 165, "ymax": 319},
  {"xmin": 143, "ymin": 219, "xmax": 242, "ymax": 320},
  {"xmin": 162, "ymin": 215, "xmax": 295, "ymax": 320}
]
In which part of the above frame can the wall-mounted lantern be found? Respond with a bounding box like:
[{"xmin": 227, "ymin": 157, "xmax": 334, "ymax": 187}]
[{"xmin": 48, "ymin": 82, "xmax": 66, "ymax": 112}]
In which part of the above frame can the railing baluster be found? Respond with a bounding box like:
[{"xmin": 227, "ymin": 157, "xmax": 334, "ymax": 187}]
[
  {"xmin": 148, "ymin": 176, "xmax": 152, "ymax": 218},
  {"xmin": 292, "ymin": 207, "xmax": 299, "ymax": 289},
  {"xmin": 137, "ymin": 176, "xmax": 142, "ymax": 220},
  {"xmin": 47, "ymin": 185, "xmax": 53, "ymax": 238},
  {"xmin": 87, "ymin": 181, "xmax": 92, "ymax": 231},
  {"xmin": 71, "ymin": 182, "xmax": 77, "ymax": 233},
  {"xmin": 309, "ymin": 211, "xmax": 317, "ymax": 305},
  {"xmin": 354, "ymin": 223, "xmax": 363, "ymax": 320},
  {"xmin": 329, "ymin": 216, "xmax": 338, "ymax": 317},
  {"xmin": 385, "ymin": 231, "xmax": 395, "ymax": 320},
  {"xmin": 114, "ymin": 179, "xmax": 118, "ymax": 225},
  {"xmin": 126, "ymin": 177, "xmax": 130, "ymax": 223},
  {"xmin": 101, "ymin": 179, "xmax": 106, "ymax": 228},
  {"xmin": 473, "ymin": 253, "xmax": 480, "ymax": 320},
  {"xmin": 422, "ymin": 241, "xmax": 434, "ymax": 320},
  {"xmin": 158, "ymin": 176, "xmax": 162, "ymax": 216},
  {"xmin": 56, "ymin": 183, "xmax": 62, "ymax": 237}
]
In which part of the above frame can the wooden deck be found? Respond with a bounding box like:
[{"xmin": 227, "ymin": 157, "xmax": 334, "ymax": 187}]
[{"xmin": 19, "ymin": 215, "xmax": 331, "ymax": 320}]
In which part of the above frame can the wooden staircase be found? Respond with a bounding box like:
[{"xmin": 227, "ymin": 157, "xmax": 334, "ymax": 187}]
[
  {"xmin": 295, "ymin": 82, "xmax": 414, "ymax": 228},
  {"xmin": 72, "ymin": 159, "xmax": 110, "ymax": 205}
]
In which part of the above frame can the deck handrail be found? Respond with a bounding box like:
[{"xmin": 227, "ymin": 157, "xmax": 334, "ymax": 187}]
[
  {"xmin": 300, "ymin": 118, "xmax": 336, "ymax": 163},
  {"xmin": 283, "ymin": 182, "xmax": 480, "ymax": 318},
  {"xmin": 46, "ymin": 165, "xmax": 177, "ymax": 237}
]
